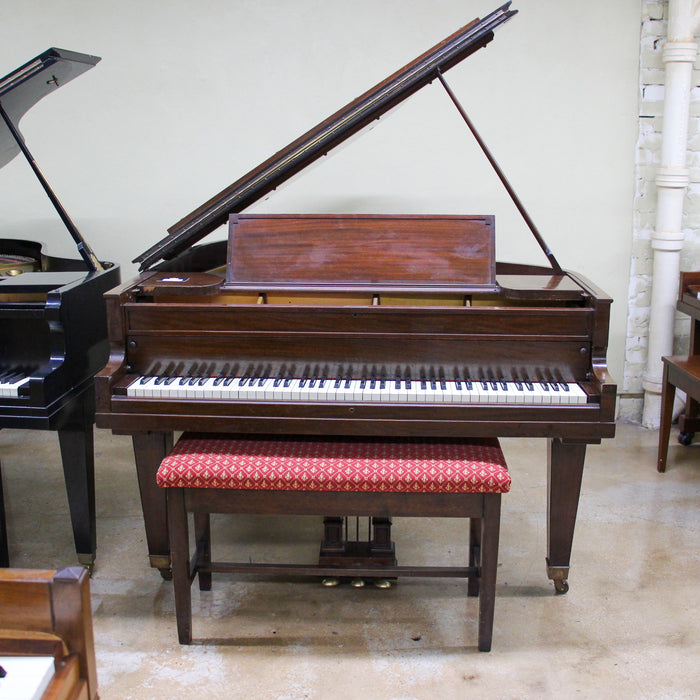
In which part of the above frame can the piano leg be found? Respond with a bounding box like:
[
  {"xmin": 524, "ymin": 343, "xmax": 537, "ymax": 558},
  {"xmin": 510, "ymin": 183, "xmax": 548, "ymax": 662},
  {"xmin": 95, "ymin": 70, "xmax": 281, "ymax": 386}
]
[
  {"xmin": 57, "ymin": 394, "xmax": 97, "ymax": 573},
  {"xmin": 546, "ymin": 438, "xmax": 587, "ymax": 594},
  {"xmin": 132, "ymin": 431, "xmax": 174, "ymax": 579},
  {"xmin": 0, "ymin": 457, "xmax": 8, "ymax": 567}
]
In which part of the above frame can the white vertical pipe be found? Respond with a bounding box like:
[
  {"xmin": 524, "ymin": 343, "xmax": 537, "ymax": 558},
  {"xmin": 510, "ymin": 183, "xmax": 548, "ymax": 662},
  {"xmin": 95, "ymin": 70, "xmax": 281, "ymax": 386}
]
[{"xmin": 642, "ymin": 0, "xmax": 700, "ymax": 427}]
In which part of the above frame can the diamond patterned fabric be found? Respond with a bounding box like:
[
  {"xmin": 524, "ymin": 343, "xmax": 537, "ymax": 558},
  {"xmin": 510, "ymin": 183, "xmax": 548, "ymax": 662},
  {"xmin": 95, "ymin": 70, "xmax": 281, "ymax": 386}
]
[{"xmin": 157, "ymin": 435, "xmax": 511, "ymax": 494}]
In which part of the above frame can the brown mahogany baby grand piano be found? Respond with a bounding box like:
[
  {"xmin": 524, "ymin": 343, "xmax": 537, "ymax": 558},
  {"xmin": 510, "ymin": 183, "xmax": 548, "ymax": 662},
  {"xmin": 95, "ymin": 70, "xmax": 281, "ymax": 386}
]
[
  {"xmin": 0, "ymin": 49, "xmax": 120, "ymax": 569},
  {"xmin": 96, "ymin": 3, "xmax": 616, "ymax": 593}
]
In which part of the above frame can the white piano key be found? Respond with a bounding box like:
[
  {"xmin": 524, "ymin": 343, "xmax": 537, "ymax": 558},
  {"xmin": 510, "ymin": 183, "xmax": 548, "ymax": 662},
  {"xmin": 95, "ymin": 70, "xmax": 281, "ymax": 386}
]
[
  {"xmin": 363, "ymin": 379, "xmax": 385, "ymax": 401},
  {"xmin": 0, "ymin": 376, "xmax": 30, "ymax": 397}
]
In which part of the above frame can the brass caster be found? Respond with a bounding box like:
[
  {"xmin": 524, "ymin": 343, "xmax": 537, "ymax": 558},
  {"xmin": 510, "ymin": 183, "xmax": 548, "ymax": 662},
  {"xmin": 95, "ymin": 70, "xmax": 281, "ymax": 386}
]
[
  {"xmin": 321, "ymin": 577, "xmax": 340, "ymax": 587},
  {"xmin": 77, "ymin": 554, "xmax": 95, "ymax": 577},
  {"xmin": 554, "ymin": 579, "xmax": 569, "ymax": 594},
  {"xmin": 373, "ymin": 578, "xmax": 392, "ymax": 589},
  {"xmin": 350, "ymin": 577, "xmax": 365, "ymax": 588}
]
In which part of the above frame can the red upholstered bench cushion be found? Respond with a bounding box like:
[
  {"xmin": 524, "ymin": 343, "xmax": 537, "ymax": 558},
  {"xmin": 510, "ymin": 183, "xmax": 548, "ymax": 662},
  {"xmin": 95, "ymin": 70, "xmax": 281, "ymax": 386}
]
[{"xmin": 157, "ymin": 435, "xmax": 511, "ymax": 494}]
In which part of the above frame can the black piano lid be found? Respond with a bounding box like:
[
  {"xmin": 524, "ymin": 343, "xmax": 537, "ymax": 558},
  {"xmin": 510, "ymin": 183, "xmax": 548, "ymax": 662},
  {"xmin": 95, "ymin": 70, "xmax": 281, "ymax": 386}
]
[
  {"xmin": 0, "ymin": 47, "xmax": 100, "ymax": 170},
  {"xmin": 133, "ymin": 2, "xmax": 517, "ymax": 271}
]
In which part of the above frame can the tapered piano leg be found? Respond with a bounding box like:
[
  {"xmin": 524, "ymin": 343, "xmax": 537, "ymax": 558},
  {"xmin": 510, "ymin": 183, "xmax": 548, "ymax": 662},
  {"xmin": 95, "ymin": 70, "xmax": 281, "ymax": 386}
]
[
  {"xmin": 132, "ymin": 431, "xmax": 174, "ymax": 578},
  {"xmin": 546, "ymin": 438, "xmax": 587, "ymax": 594},
  {"xmin": 57, "ymin": 395, "xmax": 97, "ymax": 572},
  {"xmin": 0, "ymin": 457, "xmax": 9, "ymax": 567}
]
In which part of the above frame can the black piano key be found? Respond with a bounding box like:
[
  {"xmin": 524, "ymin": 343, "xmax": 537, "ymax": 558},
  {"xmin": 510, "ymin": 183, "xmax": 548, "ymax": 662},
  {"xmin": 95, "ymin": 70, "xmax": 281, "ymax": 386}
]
[{"xmin": 284, "ymin": 366, "xmax": 294, "ymax": 388}]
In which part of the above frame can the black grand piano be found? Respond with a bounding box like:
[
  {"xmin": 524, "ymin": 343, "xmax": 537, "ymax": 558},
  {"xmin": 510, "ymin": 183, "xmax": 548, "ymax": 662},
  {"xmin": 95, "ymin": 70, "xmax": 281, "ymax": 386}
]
[
  {"xmin": 0, "ymin": 48, "xmax": 120, "ymax": 569},
  {"xmin": 95, "ymin": 3, "xmax": 616, "ymax": 592}
]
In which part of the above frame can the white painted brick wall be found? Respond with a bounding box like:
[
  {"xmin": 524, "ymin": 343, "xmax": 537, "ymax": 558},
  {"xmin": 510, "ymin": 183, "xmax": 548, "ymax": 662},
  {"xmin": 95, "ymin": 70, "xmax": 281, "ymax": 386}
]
[{"xmin": 621, "ymin": 0, "xmax": 700, "ymax": 422}]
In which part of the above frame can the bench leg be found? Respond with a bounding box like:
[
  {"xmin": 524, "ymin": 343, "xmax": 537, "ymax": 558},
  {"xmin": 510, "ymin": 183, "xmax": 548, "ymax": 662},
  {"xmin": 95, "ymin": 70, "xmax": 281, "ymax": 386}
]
[
  {"xmin": 194, "ymin": 513, "xmax": 211, "ymax": 591},
  {"xmin": 0, "ymin": 458, "xmax": 8, "ymax": 568},
  {"xmin": 468, "ymin": 517, "xmax": 480, "ymax": 597},
  {"xmin": 478, "ymin": 495, "xmax": 501, "ymax": 652},
  {"xmin": 658, "ymin": 363, "xmax": 675, "ymax": 473},
  {"xmin": 167, "ymin": 488, "xmax": 193, "ymax": 644}
]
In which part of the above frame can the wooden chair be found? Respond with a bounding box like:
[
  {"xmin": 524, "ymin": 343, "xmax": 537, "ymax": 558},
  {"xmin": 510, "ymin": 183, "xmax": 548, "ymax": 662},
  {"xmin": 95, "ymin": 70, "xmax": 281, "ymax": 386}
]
[
  {"xmin": 0, "ymin": 566, "xmax": 98, "ymax": 700},
  {"xmin": 658, "ymin": 355, "xmax": 700, "ymax": 472},
  {"xmin": 157, "ymin": 433, "xmax": 511, "ymax": 652}
]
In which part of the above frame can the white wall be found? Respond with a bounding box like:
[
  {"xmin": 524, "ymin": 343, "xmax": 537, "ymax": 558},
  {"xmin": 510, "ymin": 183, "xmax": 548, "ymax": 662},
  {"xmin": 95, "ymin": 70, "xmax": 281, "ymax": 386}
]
[{"xmin": 0, "ymin": 0, "xmax": 640, "ymax": 386}]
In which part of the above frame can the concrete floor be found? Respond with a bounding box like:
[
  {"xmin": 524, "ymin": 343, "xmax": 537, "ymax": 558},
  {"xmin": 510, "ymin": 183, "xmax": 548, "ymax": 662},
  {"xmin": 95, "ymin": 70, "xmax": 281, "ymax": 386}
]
[{"xmin": 0, "ymin": 421, "xmax": 698, "ymax": 699}]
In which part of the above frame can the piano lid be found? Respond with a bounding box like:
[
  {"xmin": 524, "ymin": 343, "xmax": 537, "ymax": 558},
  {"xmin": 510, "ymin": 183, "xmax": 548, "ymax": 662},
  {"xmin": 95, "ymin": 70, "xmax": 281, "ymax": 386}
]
[
  {"xmin": 0, "ymin": 48, "xmax": 100, "ymax": 169},
  {"xmin": 134, "ymin": 2, "xmax": 517, "ymax": 271}
]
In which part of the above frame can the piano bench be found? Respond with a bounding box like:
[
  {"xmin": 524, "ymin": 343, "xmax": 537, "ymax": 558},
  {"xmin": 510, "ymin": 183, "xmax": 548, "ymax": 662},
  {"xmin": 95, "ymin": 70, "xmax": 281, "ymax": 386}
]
[{"xmin": 157, "ymin": 434, "xmax": 511, "ymax": 651}]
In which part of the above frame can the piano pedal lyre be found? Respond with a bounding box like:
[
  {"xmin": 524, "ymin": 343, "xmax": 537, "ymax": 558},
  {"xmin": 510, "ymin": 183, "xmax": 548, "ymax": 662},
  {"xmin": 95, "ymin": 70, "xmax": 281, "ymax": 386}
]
[{"xmin": 319, "ymin": 516, "xmax": 396, "ymax": 589}]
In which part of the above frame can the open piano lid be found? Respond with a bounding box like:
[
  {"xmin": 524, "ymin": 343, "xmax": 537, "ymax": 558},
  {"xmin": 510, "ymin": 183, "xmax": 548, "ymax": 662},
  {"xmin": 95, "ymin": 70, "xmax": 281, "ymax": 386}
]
[
  {"xmin": 134, "ymin": 2, "xmax": 518, "ymax": 271},
  {"xmin": 0, "ymin": 48, "xmax": 100, "ymax": 169},
  {"xmin": 0, "ymin": 47, "xmax": 105, "ymax": 272}
]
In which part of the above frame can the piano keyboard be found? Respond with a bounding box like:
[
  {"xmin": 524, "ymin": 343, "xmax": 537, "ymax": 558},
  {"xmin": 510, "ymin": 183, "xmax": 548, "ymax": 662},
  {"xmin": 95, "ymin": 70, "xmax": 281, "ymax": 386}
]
[
  {"xmin": 126, "ymin": 369, "xmax": 588, "ymax": 405},
  {"xmin": 0, "ymin": 368, "xmax": 31, "ymax": 397}
]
